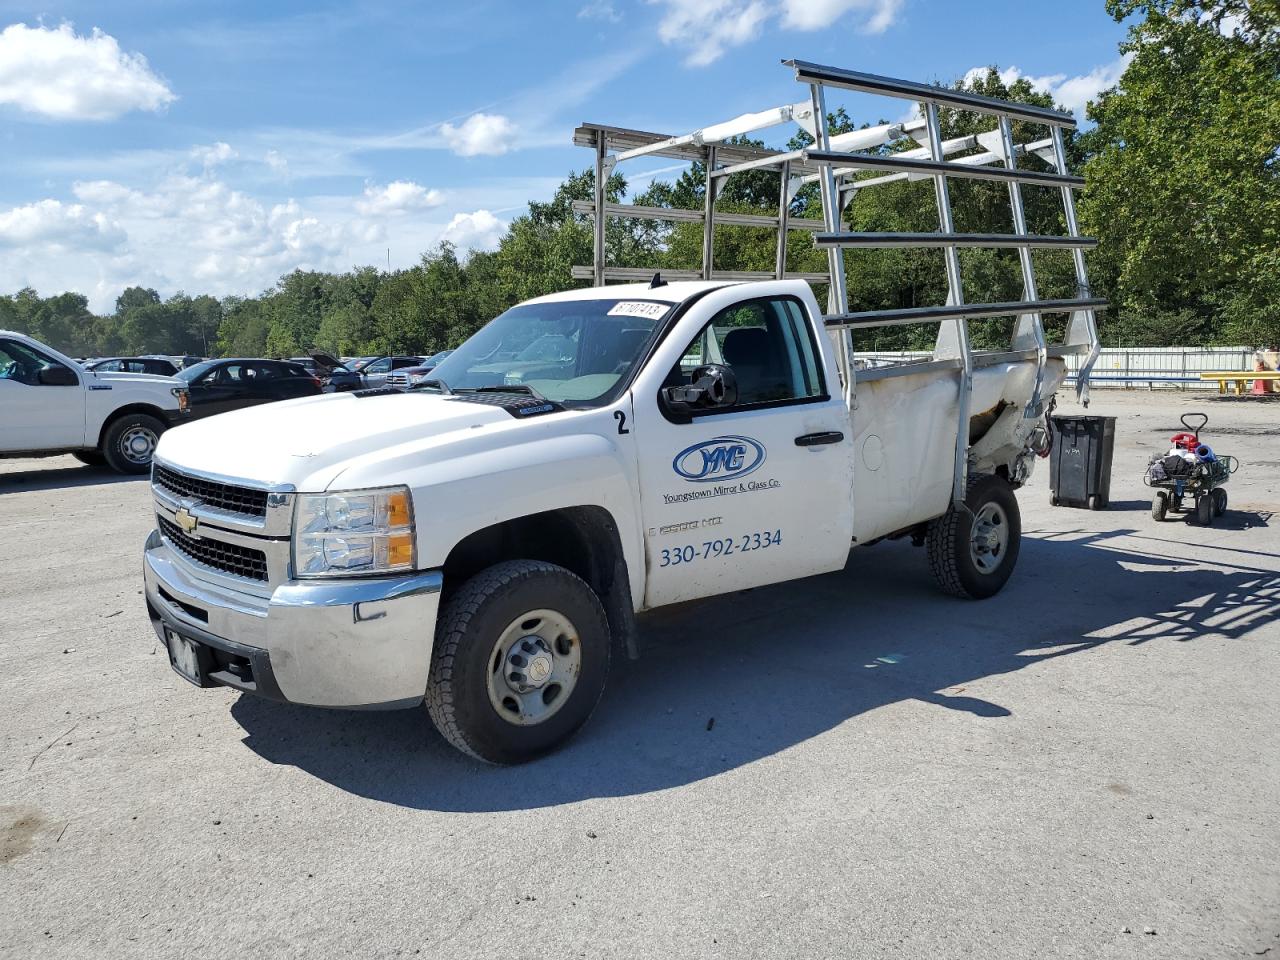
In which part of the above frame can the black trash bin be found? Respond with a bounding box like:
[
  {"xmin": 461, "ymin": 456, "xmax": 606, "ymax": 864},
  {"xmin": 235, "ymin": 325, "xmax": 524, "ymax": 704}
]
[{"xmin": 1048, "ymin": 415, "xmax": 1117, "ymax": 510}]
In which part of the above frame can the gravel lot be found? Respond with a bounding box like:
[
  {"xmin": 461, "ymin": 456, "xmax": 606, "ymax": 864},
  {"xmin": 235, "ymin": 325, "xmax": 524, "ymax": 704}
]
[{"xmin": 2, "ymin": 390, "xmax": 1277, "ymax": 960}]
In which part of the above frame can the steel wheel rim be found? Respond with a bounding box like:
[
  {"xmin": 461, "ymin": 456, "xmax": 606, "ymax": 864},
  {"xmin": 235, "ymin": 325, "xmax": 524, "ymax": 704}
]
[
  {"xmin": 486, "ymin": 608, "xmax": 581, "ymax": 727},
  {"xmin": 120, "ymin": 426, "xmax": 158, "ymax": 464},
  {"xmin": 969, "ymin": 501, "xmax": 1008, "ymax": 574}
]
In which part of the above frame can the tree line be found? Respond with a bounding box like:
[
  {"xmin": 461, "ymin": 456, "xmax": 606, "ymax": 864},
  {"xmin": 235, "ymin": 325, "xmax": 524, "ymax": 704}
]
[{"xmin": 3, "ymin": 0, "xmax": 1276, "ymax": 359}]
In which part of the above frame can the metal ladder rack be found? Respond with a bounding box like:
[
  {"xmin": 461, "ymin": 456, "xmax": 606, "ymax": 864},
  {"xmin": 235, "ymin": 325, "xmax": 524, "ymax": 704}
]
[{"xmin": 573, "ymin": 59, "xmax": 1105, "ymax": 508}]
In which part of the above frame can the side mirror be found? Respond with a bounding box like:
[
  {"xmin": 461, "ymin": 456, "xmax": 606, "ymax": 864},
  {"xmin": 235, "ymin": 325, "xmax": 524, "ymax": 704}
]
[
  {"xmin": 663, "ymin": 363, "xmax": 738, "ymax": 413},
  {"xmin": 38, "ymin": 366, "xmax": 78, "ymax": 386}
]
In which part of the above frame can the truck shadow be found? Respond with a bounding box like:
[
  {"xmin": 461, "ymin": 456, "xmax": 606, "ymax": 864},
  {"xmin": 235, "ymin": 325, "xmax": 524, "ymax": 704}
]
[
  {"xmin": 231, "ymin": 528, "xmax": 1279, "ymax": 812},
  {"xmin": 0, "ymin": 462, "xmax": 144, "ymax": 493}
]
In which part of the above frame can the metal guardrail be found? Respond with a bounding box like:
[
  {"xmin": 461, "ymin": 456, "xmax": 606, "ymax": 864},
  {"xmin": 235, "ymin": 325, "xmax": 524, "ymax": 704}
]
[{"xmin": 855, "ymin": 347, "xmax": 1258, "ymax": 390}]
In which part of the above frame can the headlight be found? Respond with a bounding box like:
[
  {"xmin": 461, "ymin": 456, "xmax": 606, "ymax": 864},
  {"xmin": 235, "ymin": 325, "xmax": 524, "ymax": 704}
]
[
  {"xmin": 172, "ymin": 387, "xmax": 189, "ymax": 412},
  {"xmin": 292, "ymin": 486, "xmax": 415, "ymax": 578}
]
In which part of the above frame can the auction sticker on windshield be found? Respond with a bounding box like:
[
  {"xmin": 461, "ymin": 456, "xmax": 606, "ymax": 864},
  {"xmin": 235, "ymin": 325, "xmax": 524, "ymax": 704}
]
[{"xmin": 607, "ymin": 301, "xmax": 668, "ymax": 319}]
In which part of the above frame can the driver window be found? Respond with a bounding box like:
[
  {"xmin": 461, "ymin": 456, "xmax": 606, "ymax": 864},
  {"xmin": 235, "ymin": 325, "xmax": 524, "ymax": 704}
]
[
  {"xmin": 665, "ymin": 298, "xmax": 825, "ymax": 408},
  {"xmin": 365, "ymin": 358, "xmax": 391, "ymax": 374},
  {"xmin": 0, "ymin": 340, "xmax": 61, "ymax": 386}
]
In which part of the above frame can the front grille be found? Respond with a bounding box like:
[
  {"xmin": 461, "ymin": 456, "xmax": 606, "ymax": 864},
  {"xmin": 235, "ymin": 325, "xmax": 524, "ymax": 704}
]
[
  {"xmin": 158, "ymin": 516, "xmax": 269, "ymax": 582},
  {"xmin": 154, "ymin": 465, "xmax": 269, "ymax": 518}
]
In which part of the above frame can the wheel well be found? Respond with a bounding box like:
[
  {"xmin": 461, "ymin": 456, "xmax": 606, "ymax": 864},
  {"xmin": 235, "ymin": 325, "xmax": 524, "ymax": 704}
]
[
  {"xmin": 97, "ymin": 404, "xmax": 168, "ymax": 448},
  {"xmin": 441, "ymin": 507, "xmax": 638, "ymax": 658}
]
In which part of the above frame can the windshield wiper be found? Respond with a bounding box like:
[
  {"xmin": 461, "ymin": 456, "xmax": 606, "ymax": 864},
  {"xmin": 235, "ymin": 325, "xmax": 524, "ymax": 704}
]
[{"xmin": 456, "ymin": 383, "xmax": 547, "ymax": 401}]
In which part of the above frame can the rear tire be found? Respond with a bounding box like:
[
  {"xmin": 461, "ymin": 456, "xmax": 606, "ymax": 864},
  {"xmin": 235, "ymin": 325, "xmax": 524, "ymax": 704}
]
[
  {"xmin": 425, "ymin": 560, "xmax": 610, "ymax": 764},
  {"xmin": 1195, "ymin": 494, "xmax": 1214, "ymax": 526},
  {"xmin": 101, "ymin": 413, "xmax": 164, "ymax": 474},
  {"xmin": 926, "ymin": 474, "xmax": 1022, "ymax": 600},
  {"xmin": 1151, "ymin": 492, "xmax": 1168, "ymax": 522},
  {"xmin": 73, "ymin": 451, "xmax": 106, "ymax": 467}
]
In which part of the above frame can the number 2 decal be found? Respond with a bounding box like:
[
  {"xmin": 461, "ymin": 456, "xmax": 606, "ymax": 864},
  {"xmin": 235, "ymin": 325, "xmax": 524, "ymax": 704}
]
[{"xmin": 614, "ymin": 410, "xmax": 630, "ymax": 435}]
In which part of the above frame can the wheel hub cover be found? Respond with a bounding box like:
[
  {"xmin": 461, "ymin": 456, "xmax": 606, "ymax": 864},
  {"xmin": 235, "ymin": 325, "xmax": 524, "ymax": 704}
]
[{"xmin": 526, "ymin": 653, "xmax": 552, "ymax": 686}]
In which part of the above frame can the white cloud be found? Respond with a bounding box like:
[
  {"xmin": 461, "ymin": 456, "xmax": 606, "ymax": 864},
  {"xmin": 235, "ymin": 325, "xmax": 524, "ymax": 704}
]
[
  {"xmin": 191, "ymin": 141, "xmax": 236, "ymax": 168},
  {"xmin": 651, "ymin": 0, "xmax": 902, "ymax": 66},
  {"xmin": 0, "ymin": 147, "xmax": 533, "ymax": 310},
  {"xmin": 356, "ymin": 180, "xmax": 444, "ymax": 216},
  {"xmin": 578, "ymin": 1, "xmax": 623, "ymax": 21},
  {"xmin": 439, "ymin": 112, "xmax": 517, "ymax": 157},
  {"xmin": 0, "ymin": 198, "xmax": 125, "ymax": 251},
  {"xmin": 778, "ymin": 0, "xmax": 901, "ymax": 32},
  {"xmin": 0, "ymin": 22, "xmax": 175, "ymax": 121},
  {"xmin": 264, "ymin": 150, "xmax": 289, "ymax": 175},
  {"xmin": 441, "ymin": 210, "xmax": 507, "ymax": 252},
  {"xmin": 963, "ymin": 55, "xmax": 1133, "ymax": 118},
  {"xmin": 653, "ymin": 0, "xmax": 768, "ymax": 67}
]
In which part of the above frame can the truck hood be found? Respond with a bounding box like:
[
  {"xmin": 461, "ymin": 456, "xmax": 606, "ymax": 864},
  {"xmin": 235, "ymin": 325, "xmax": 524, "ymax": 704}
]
[{"xmin": 155, "ymin": 391, "xmax": 512, "ymax": 490}]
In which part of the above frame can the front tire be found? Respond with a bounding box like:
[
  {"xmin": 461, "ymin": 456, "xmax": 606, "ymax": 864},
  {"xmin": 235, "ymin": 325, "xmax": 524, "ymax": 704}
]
[
  {"xmin": 102, "ymin": 413, "xmax": 165, "ymax": 474},
  {"xmin": 1151, "ymin": 492, "xmax": 1168, "ymax": 521},
  {"xmin": 425, "ymin": 560, "xmax": 610, "ymax": 764},
  {"xmin": 927, "ymin": 474, "xmax": 1022, "ymax": 600}
]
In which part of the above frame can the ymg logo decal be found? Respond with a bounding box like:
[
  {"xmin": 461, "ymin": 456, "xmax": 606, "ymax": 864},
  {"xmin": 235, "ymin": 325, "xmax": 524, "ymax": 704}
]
[{"xmin": 672, "ymin": 435, "xmax": 766, "ymax": 483}]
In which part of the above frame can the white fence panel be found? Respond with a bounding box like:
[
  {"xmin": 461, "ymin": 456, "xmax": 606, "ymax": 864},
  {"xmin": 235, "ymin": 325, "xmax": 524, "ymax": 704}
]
[{"xmin": 853, "ymin": 347, "xmax": 1256, "ymax": 390}]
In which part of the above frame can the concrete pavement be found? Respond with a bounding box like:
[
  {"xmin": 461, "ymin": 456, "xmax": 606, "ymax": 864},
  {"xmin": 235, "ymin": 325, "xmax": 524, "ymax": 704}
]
[{"xmin": 1, "ymin": 391, "xmax": 1277, "ymax": 959}]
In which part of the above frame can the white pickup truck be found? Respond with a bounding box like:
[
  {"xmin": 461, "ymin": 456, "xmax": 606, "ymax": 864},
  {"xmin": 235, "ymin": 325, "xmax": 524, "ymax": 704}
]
[
  {"xmin": 140, "ymin": 62, "xmax": 1103, "ymax": 763},
  {"xmin": 1, "ymin": 331, "xmax": 190, "ymax": 473}
]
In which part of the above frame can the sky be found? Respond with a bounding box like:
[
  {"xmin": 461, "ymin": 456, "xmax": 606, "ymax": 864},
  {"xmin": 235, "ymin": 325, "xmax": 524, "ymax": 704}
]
[{"xmin": 0, "ymin": 0, "xmax": 1132, "ymax": 312}]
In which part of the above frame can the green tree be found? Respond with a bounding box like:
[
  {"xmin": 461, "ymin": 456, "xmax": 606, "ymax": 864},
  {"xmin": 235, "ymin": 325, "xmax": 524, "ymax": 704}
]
[{"xmin": 1079, "ymin": 0, "xmax": 1280, "ymax": 345}]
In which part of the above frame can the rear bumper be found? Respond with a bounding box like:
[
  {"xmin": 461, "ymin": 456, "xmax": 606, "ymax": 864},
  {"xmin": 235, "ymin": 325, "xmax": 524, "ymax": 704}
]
[{"xmin": 142, "ymin": 528, "xmax": 443, "ymax": 708}]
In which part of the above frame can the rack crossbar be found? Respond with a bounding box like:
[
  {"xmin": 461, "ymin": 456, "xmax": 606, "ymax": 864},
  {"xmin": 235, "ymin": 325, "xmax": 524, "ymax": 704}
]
[
  {"xmin": 570, "ymin": 266, "xmax": 831, "ymax": 283},
  {"xmin": 813, "ymin": 232, "xmax": 1097, "ymax": 250},
  {"xmin": 784, "ymin": 59, "xmax": 1078, "ymax": 128},
  {"xmin": 570, "ymin": 200, "xmax": 830, "ymax": 231},
  {"xmin": 826, "ymin": 297, "xmax": 1109, "ymax": 330},
  {"xmin": 804, "ymin": 149, "xmax": 1085, "ymax": 189}
]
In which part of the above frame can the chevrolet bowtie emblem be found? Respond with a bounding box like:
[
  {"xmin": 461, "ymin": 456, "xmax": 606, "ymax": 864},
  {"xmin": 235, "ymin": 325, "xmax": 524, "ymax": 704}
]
[{"xmin": 174, "ymin": 507, "xmax": 199, "ymax": 536}]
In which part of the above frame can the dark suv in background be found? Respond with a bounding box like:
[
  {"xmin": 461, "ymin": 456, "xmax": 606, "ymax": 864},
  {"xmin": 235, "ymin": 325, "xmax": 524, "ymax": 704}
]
[
  {"xmin": 177, "ymin": 358, "xmax": 322, "ymax": 418},
  {"xmin": 291, "ymin": 353, "xmax": 362, "ymax": 392}
]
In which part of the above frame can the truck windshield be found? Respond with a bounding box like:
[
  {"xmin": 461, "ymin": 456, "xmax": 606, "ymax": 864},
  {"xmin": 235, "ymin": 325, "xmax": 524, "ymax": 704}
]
[{"xmin": 428, "ymin": 298, "xmax": 670, "ymax": 404}]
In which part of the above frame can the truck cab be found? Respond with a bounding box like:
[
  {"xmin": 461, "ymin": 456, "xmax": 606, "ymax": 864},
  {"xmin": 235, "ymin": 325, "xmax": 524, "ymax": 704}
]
[{"xmin": 1, "ymin": 331, "xmax": 190, "ymax": 473}]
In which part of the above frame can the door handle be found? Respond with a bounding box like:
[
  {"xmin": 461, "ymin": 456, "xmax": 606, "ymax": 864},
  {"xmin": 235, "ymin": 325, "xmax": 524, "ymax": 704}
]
[{"xmin": 795, "ymin": 431, "xmax": 844, "ymax": 447}]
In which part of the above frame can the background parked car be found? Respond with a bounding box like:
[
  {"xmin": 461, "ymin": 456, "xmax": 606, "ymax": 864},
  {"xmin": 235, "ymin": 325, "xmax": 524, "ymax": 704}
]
[
  {"xmin": 84, "ymin": 356, "xmax": 180, "ymax": 376},
  {"xmin": 289, "ymin": 353, "xmax": 362, "ymax": 392},
  {"xmin": 176, "ymin": 358, "xmax": 322, "ymax": 418},
  {"xmin": 386, "ymin": 350, "xmax": 454, "ymax": 390}
]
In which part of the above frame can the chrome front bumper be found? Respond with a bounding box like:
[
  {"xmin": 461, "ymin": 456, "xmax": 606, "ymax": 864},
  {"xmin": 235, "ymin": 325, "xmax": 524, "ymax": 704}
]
[{"xmin": 142, "ymin": 529, "xmax": 443, "ymax": 709}]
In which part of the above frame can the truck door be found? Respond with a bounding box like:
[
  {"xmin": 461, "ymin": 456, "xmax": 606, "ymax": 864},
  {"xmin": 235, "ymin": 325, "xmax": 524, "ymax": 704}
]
[
  {"xmin": 631, "ymin": 293, "xmax": 854, "ymax": 608},
  {"xmin": 0, "ymin": 337, "xmax": 86, "ymax": 450}
]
